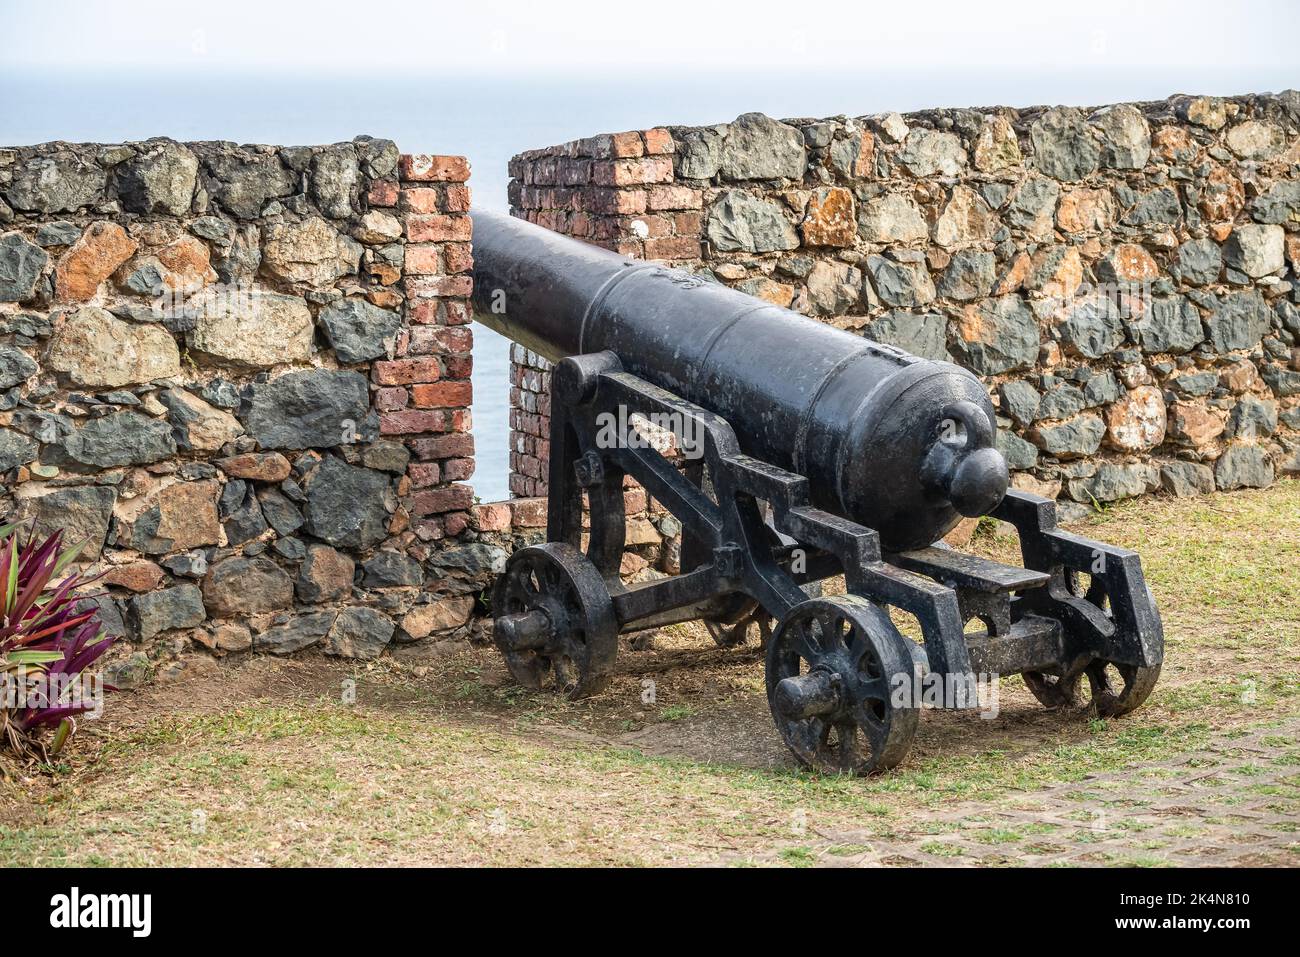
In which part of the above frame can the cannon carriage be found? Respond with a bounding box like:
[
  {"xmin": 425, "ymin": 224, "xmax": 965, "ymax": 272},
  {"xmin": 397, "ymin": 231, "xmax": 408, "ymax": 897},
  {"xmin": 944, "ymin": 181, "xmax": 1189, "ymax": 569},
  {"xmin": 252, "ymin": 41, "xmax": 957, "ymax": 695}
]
[{"xmin": 473, "ymin": 210, "xmax": 1164, "ymax": 774}]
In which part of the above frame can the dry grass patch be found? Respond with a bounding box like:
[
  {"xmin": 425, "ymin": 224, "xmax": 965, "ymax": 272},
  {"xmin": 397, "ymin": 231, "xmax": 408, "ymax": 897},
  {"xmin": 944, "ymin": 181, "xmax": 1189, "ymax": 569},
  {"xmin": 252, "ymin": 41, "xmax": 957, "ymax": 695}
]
[{"xmin": 1, "ymin": 481, "xmax": 1297, "ymax": 866}]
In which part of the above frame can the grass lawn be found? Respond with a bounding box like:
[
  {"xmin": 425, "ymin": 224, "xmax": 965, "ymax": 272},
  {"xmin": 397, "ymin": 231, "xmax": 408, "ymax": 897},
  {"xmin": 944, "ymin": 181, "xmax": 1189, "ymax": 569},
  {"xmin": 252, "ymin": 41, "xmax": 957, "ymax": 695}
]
[{"xmin": 1, "ymin": 481, "xmax": 1297, "ymax": 866}]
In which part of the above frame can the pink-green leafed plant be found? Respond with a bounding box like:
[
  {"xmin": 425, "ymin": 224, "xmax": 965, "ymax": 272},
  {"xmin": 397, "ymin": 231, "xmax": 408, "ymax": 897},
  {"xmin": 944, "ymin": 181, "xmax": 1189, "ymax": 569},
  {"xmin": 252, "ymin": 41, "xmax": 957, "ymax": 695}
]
[{"xmin": 0, "ymin": 522, "xmax": 118, "ymax": 762}]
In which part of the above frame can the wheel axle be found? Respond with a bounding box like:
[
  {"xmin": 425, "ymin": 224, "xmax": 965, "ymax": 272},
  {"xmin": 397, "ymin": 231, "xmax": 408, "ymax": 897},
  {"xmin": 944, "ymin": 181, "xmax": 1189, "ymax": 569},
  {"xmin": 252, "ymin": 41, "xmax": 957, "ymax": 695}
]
[
  {"xmin": 774, "ymin": 670, "xmax": 841, "ymax": 720},
  {"xmin": 495, "ymin": 609, "xmax": 552, "ymax": 651}
]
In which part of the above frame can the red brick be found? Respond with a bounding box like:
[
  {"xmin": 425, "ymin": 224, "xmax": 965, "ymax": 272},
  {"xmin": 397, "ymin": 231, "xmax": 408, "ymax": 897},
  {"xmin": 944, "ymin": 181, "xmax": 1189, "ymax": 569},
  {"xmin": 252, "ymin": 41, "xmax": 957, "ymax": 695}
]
[
  {"xmin": 575, "ymin": 132, "xmax": 647, "ymax": 160},
  {"xmin": 416, "ymin": 300, "xmax": 467, "ymax": 327},
  {"xmin": 380, "ymin": 410, "xmax": 451, "ymax": 435},
  {"xmin": 375, "ymin": 386, "xmax": 409, "ymax": 411},
  {"xmin": 406, "ymin": 213, "xmax": 472, "ymax": 243},
  {"xmin": 510, "ymin": 497, "xmax": 548, "ymax": 528},
  {"xmin": 442, "ymin": 457, "xmax": 474, "ymax": 481},
  {"xmin": 526, "ymin": 157, "xmax": 564, "ymax": 185},
  {"xmin": 444, "ymin": 183, "xmax": 471, "ymax": 212},
  {"xmin": 559, "ymin": 158, "xmax": 593, "ymax": 186},
  {"xmin": 407, "ymin": 299, "xmax": 441, "ymax": 325},
  {"xmin": 443, "ymin": 354, "xmax": 472, "ymax": 378},
  {"xmin": 579, "ymin": 188, "xmax": 646, "ymax": 215},
  {"xmin": 400, "ymin": 154, "xmax": 470, "ymax": 182},
  {"xmin": 642, "ymin": 128, "xmax": 674, "ymax": 155},
  {"xmin": 644, "ymin": 236, "xmax": 700, "ymax": 260},
  {"xmin": 373, "ymin": 358, "xmax": 441, "ymax": 385},
  {"xmin": 451, "ymin": 408, "xmax": 471, "ymax": 432},
  {"xmin": 591, "ymin": 157, "xmax": 674, "ymax": 187},
  {"xmin": 412, "ymin": 380, "xmax": 472, "ymax": 408},
  {"xmin": 628, "ymin": 213, "xmax": 674, "ymax": 238},
  {"xmin": 646, "ymin": 184, "xmax": 702, "ymax": 210},
  {"xmin": 405, "ymin": 275, "xmax": 473, "ymax": 299},
  {"xmin": 673, "ymin": 211, "xmax": 703, "ymax": 234},
  {"xmin": 404, "ymin": 244, "xmax": 442, "ymax": 275},
  {"xmin": 368, "ymin": 180, "xmax": 399, "ymax": 206},
  {"xmin": 401, "ymin": 187, "xmax": 441, "ymax": 213},
  {"xmin": 444, "ymin": 242, "xmax": 473, "ymax": 274},
  {"xmin": 474, "ymin": 502, "xmax": 512, "ymax": 532},
  {"xmin": 407, "ymin": 328, "xmax": 437, "ymax": 356},
  {"xmin": 518, "ymin": 454, "xmax": 542, "ymax": 479},
  {"xmin": 610, "ymin": 131, "xmax": 645, "ymax": 158},
  {"xmin": 408, "ymin": 462, "xmax": 442, "ymax": 487},
  {"xmin": 409, "ymin": 432, "xmax": 474, "ymax": 460},
  {"xmin": 435, "ymin": 326, "xmax": 473, "ymax": 352},
  {"xmin": 412, "ymin": 484, "xmax": 475, "ymax": 516},
  {"xmin": 408, "ymin": 325, "xmax": 472, "ymax": 355},
  {"xmin": 443, "ymin": 511, "xmax": 471, "ymax": 537}
]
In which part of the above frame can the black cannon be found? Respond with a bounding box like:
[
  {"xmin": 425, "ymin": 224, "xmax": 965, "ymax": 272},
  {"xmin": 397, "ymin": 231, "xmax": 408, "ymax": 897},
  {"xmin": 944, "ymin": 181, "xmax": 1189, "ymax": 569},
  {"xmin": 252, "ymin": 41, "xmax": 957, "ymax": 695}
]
[{"xmin": 472, "ymin": 209, "xmax": 1164, "ymax": 774}]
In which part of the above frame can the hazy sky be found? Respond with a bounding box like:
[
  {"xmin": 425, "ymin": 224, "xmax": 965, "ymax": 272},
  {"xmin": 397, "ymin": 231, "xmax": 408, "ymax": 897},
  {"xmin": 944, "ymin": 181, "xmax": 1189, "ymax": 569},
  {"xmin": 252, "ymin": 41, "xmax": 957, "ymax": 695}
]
[
  {"xmin": 4, "ymin": 0, "xmax": 1295, "ymax": 500},
  {"xmin": 4, "ymin": 0, "xmax": 1297, "ymax": 74}
]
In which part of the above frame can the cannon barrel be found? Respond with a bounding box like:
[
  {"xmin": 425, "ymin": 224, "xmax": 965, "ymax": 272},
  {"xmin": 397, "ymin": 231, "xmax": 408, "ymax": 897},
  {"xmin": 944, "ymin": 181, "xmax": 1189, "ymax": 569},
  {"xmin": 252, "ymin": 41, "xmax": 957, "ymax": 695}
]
[{"xmin": 471, "ymin": 210, "xmax": 1009, "ymax": 551}]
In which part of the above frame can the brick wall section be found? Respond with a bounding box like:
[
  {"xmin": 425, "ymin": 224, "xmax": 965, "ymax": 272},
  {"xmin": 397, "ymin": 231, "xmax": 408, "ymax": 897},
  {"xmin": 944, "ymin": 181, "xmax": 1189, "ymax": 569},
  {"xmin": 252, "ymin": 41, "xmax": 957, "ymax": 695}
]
[
  {"xmin": 509, "ymin": 128, "xmax": 701, "ymax": 260},
  {"xmin": 508, "ymin": 342, "xmax": 550, "ymax": 497},
  {"xmin": 471, "ymin": 475, "xmax": 678, "ymax": 581},
  {"xmin": 385, "ymin": 153, "xmax": 475, "ymax": 543},
  {"xmin": 508, "ymin": 93, "xmax": 1300, "ymax": 518},
  {"xmin": 498, "ymin": 341, "xmax": 680, "ymax": 581}
]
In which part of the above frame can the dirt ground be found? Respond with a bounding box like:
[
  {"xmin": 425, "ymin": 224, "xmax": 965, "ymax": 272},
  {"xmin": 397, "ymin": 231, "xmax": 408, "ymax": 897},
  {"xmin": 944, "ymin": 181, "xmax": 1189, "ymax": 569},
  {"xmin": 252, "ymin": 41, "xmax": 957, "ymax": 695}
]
[{"xmin": 1, "ymin": 481, "xmax": 1298, "ymax": 867}]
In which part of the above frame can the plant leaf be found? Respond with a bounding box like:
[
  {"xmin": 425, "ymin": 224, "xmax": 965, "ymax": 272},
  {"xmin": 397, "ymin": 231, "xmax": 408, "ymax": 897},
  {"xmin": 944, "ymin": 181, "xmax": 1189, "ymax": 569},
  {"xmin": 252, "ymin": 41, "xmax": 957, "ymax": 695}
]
[{"xmin": 4, "ymin": 650, "xmax": 65, "ymax": 665}]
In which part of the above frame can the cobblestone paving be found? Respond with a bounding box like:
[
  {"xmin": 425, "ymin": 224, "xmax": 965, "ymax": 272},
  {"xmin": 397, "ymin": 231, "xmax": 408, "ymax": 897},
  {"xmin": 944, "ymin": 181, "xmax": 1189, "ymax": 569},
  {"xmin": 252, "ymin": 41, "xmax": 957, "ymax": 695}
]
[{"xmin": 783, "ymin": 720, "xmax": 1300, "ymax": 867}]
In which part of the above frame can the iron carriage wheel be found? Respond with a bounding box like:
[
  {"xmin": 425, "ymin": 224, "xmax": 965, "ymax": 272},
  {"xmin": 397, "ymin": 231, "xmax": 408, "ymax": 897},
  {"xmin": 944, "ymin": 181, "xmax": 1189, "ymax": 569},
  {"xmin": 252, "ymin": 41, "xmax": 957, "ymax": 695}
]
[
  {"xmin": 1021, "ymin": 661, "xmax": 1161, "ymax": 717},
  {"xmin": 703, "ymin": 579, "xmax": 824, "ymax": 649},
  {"xmin": 703, "ymin": 600, "xmax": 774, "ymax": 649},
  {"xmin": 765, "ymin": 595, "xmax": 920, "ymax": 775},
  {"xmin": 491, "ymin": 543, "xmax": 619, "ymax": 699},
  {"xmin": 1022, "ymin": 574, "xmax": 1161, "ymax": 717}
]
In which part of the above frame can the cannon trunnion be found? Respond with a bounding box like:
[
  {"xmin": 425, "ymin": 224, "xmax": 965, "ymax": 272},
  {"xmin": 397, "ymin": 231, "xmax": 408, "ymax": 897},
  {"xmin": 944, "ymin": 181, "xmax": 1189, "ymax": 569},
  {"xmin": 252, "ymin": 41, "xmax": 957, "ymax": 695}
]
[{"xmin": 473, "ymin": 211, "xmax": 1164, "ymax": 775}]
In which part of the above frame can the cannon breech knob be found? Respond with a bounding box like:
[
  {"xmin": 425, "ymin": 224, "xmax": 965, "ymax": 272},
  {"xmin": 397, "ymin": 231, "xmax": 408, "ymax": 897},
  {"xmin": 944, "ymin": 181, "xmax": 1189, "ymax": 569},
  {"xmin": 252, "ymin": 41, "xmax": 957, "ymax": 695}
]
[{"xmin": 921, "ymin": 399, "xmax": 1009, "ymax": 517}]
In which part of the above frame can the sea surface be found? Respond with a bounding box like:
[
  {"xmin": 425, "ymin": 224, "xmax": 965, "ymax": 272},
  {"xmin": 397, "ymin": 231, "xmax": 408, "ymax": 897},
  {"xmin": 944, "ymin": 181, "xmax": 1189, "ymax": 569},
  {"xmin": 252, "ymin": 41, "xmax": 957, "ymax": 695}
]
[{"xmin": 3, "ymin": 67, "xmax": 1293, "ymax": 500}]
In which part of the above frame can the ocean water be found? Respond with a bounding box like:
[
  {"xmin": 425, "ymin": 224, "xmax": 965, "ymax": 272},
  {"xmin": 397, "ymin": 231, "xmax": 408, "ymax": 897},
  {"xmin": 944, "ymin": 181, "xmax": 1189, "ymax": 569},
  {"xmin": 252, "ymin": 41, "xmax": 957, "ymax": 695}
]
[{"xmin": 3, "ymin": 67, "xmax": 1294, "ymax": 500}]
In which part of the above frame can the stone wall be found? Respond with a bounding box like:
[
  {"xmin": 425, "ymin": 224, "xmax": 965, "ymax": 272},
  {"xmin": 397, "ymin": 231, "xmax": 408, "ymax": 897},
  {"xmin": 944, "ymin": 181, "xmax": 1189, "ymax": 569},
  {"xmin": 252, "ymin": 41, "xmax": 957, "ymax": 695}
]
[
  {"xmin": 507, "ymin": 93, "xmax": 1300, "ymax": 517},
  {"xmin": 0, "ymin": 137, "xmax": 476, "ymax": 681}
]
